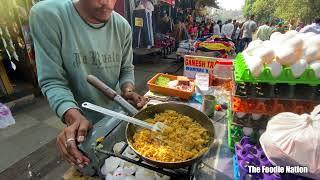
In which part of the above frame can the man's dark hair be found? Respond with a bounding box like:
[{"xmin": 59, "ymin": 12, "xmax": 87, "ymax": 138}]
[
  {"xmin": 315, "ymin": 17, "xmax": 320, "ymax": 24},
  {"xmin": 250, "ymin": 15, "xmax": 255, "ymax": 20},
  {"xmin": 217, "ymin": 20, "xmax": 222, "ymax": 24},
  {"xmin": 265, "ymin": 21, "xmax": 270, "ymax": 25}
]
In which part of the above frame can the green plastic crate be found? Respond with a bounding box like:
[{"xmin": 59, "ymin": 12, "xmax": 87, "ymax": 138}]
[{"xmin": 234, "ymin": 53, "xmax": 320, "ymax": 85}]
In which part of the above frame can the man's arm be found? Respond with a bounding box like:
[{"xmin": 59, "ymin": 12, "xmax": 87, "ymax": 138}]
[
  {"xmin": 119, "ymin": 25, "xmax": 135, "ymax": 91},
  {"xmin": 29, "ymin": 8, "xmax": 79, "ymax": 121},
  {"xmin": 119, "ymin": 24, "xmax": 146, "ymax": 109}
]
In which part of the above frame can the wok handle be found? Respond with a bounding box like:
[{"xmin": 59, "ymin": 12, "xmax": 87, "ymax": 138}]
[{"xmin": 87, "ymin": 75, "xmax": 138, "ymax": 115}]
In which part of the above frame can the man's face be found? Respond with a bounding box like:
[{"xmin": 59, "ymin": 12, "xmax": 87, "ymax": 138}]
[{"xmin": 82, "ymin": 0, "xmax": 117, "ymax": 22}]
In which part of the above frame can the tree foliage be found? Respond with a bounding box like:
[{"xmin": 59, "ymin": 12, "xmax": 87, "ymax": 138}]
[
  {"xmin": 251, "ymin": 0, "xmax": 275, "ymax": 22},
  {"xmin": 195, "ymin": 0, "xmax": 219, "ymax": 9},
  {"xmin": 242, "ymin": 0, "xmax": 256, "ymax": 18},
  {"xmin": 242, "ymin": 0, "xmax": 320, "ymax": 23}
]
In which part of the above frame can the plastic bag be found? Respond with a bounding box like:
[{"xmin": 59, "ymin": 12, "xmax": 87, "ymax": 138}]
[
  {"xmin": 260, "ymin": 105, "xmax": 320, "ymax": 179},
  {"xmin": 0, "ymin": 103, "xmax": 15, "ymax": 129}
]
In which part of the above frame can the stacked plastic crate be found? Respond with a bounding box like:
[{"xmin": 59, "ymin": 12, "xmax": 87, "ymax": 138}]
[{"xmin": 229, "ymin": 53, "xmax": 319, "ymax": 179}]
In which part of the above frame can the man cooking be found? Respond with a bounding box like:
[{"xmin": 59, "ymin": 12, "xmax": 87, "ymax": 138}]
[{"xmin": 29, "ymin": 0, "xmax": 147, "ymax": 169}]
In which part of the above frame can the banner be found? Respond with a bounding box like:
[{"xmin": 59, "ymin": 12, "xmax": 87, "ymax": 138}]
[{"xmin": 183, "ymin": 55, "xmax": 218, "ymax": 79}]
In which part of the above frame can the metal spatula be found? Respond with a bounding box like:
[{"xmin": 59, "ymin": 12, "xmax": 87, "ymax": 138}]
[{"xmin": 82, "ymin": 102, "xmax": 167, "ymax": 132}]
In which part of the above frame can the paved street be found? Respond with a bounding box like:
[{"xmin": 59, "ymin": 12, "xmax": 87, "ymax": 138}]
[{"xmin": 0, "ymin": 54, "xmax": 184, "ymax": 179}]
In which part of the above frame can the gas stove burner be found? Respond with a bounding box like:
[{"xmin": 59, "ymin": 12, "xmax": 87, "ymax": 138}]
[
  {"xmin": 96, "ymin": 142, "xmax": 198, "ymax": 179},
  {"xmin": 78, "ymin": 119, "xmax": 198, "ymax": 179}
]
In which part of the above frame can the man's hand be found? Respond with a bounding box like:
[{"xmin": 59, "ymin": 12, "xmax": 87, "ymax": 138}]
[
  {"xmin": 57, "ymin": 109, "xmax": 92, "ymax": 167},
  {"xmin": 122, "ymin": 91, "xmax": 147, "ymax": 109},
  {"xmin": 121, "ymin": 83, "xmax": 147, "ymax": 109}
]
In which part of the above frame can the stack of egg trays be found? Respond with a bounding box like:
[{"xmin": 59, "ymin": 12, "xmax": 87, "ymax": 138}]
[
  {"xmin": 232, "ymin": 111, "xmax": 269, "ymax": 129},
  {"xmin": 234, "ymin": 53, "xmax": 320, "ymax": 85},
  {"xmin": 227, "ymin": 109, "xmax": 265, "ymax": 152},
  {"xmin": 232, "ymin": 96, "xmax": 317, "ymax": 116},
  {"xmin": 234, "ymin": 136, "xmax": 280, "ymax": 180},
  {"xmin": 234, "ymin": 82, "xmax": 320, "ymax": 101},
  {"xmin": 233, "ymin": 136, "xmax": 315, "ymax": 180}
]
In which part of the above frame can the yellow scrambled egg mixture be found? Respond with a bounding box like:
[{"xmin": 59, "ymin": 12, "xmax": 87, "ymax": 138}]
[{"xmin": 133, "ymin": 110, "xmax": 209, "ymax": 162}]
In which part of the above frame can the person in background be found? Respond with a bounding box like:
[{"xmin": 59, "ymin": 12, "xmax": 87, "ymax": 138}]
[
  {"xmin": 296, "ymin": 21, "xmax": 305, "ymax": 32},
  {"xmin": 221, "ymin": 19, "xmax": 234, "ymax": 39},
  {"xmin": 202, "ymin": 23, "xmax": 211, "ymax": 36},
  {"xmin": 160, "ymin": 11, "xmax": 172, "ymax": 34},
  {"xmin": 273, "ymin": 22, "xmax": 285, "ymax": 34},
  {"xmin": 209, "ymin": 21, "xmax": 214, "ymax": 34},
  {"xmin": 213, "ymin": 20, "xmax": 222, "ymax": 36},
  {"xmin": 270, "ymin": 21, "xmax": 276, "ymax": 31},
  {"xmin": 300, "ymin": 17, "xmax": 320, "ymax": 34},
  {"xmin": 235, "ymin": 23, "xmax": 244, "ymax": 53},
  {"xmin": 256, "ymin": 21, "xmax": 273, "ymax": 41},
  {"xmin": 289, "ymin": 19, "xmax": 296, "ymax": 31},
  {"xmin": 173, "ymin": 18, "xmax": 187, "ymax": 50},
  {"xmin": 232, "ymin": 21, "xmax": 239, "ymax": 42},
  {"xmin": 241, "ymin": 15, "xmax": 257, "ymax": 50}
]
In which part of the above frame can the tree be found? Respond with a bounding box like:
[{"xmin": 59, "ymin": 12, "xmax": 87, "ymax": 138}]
[
  {"xmin": 195, "ymin": 0, "xmax": 219, "ymax": 9},
  {"xmin": 251, "ymin": 0, "xmax": 275, "ymax": 23},
  {"xmin": 242, "ymin": 0, "xmax": 256, "ymax": 18},
  {"xmin": 243, "ymin": 0, "xmax": 320, "ymax": 24},
  {"xmin": 274, "ymin": 0, "xmax": 320, "ymax": 23}
]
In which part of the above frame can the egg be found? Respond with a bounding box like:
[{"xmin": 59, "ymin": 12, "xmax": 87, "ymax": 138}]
[
  {"xmin": 290, "ymin": 59, "xmax": 307, "ymax": 78},
  {"xmin": 306, "ymin": 35, "xmax": 320, "ymax": 50},
  {"xmin": 285, "ymin": 36, "xmax": 304, "ymax": 51},
  {"xmin": 304, "ymin": 46, "xmax": 319, "ymax": 62},
  {"xmin": 268, "ymin": 60, "xmax": 283, "ymax": 78},
  {"xmin": 243, "ymin": 127, "xmax": 253, "ymax": 136},
  {"xmin": 245, "ymin": 55, "xmax": 264, "ymax": 77},
  {"xmin": 252, "ymin": 114, "xmax": 263, "ymax": 120},
  {"xmin": 285, "ymin": 30, "xmax": 298, "ymax": 37},
  {"xmin": 262, "ymin": 40, "xmax": 273, "ymax": 47},
  {"xmin": 255, "ymin": 47, "xmax": 275, "ymax": 64},
  {"xmin": 236, "ymin": 112, "xmax": 246, "ymax": 118},
  {"xmin": 270, "ymin": 32, "xmax": 282, "ymax": 42},
  {"xmin": 275, "ymin": 47, "xmax": 297, "ymax": 65},
  {"xmin": 248, "ymin": 39, "xmax": 263, "ymax": 49},
  {"xmin": 310, "ymin": 61, "xmax": 320, "ymax": 79}
]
